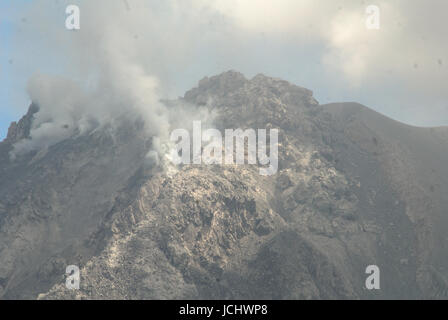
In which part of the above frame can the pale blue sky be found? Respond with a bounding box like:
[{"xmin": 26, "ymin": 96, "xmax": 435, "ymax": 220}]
[
  {"xmin": 1, "ymin": 1, "xmax": 447, "ymax": 141},
  {"xmin": 0, "ymin": 2, "xmax": 15, "ymax": 140},
  {"xmin": 1, "ymin": 0, "xmax": 34, "ymax": 140}
]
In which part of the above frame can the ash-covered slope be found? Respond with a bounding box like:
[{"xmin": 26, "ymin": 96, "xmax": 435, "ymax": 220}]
[
  {"xmin": 0, "ymin": 106, "xmax": 154, "ymax": 298},
  {"xmin": 1, "ymin": 71, "xmax": 448, "ymax": 299}
]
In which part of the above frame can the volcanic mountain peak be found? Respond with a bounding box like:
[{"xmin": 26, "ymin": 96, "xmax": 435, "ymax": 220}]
[
  {"xmin": 4, "ymin": 104, "xmax": 39, "ymax": 145},
  {"xmin": 184, "ymin": 71, "xmax": 317, "ymax": 110},
  {"xmin": 1, "ymin": 71, "xmax": 448, "ymax": 299}
]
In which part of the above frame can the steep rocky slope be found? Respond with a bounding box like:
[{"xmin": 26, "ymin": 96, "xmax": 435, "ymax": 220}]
[{"xmin": 1, "ymin": 71, "xmax": 447, "ymax": 299}]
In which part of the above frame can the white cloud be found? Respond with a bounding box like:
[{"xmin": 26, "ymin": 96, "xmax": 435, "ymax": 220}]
[
  {"xmin": 202, "ymin": 0, "xmax": 447, "ymax": 93},
  {"xmin": 7, "ymin": 0, "xmax": 448, "ymax": 145}
]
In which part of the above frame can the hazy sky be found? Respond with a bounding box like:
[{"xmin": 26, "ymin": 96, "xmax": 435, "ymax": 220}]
[{"xmin": 1, "ymin": 0, "xmax": 447, "ymax": 140}]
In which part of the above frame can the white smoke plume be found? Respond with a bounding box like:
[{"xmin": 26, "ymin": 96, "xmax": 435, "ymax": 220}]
[
  {"xmin": 10, "ymin": 0, "xmax": 218, "ymax": 159},
  {"xmin": 7, "ymin": 0, "xmax": 448, "ymax": 154}
]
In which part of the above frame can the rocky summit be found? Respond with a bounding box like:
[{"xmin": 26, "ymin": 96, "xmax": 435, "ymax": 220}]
[{"xmin": 1, "ymin": 71, "xmax": 448, "ymax": 299}]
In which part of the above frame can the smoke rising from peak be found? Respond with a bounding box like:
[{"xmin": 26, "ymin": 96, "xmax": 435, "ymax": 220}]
[
  {"xmin": 10, "ymin": 0, "xmax": 220, "ymax": 158},
  {"xmin": 6, "ymin": 0, "xmax": 448, "ymax": 151}
]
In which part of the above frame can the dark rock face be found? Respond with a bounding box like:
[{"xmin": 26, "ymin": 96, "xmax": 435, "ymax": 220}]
[
  {"xmin": 5, "ymin": 103, "xmax": 39, "ymax": 144},
  {"xmin": 1, "ymin": 71, "xmax": 448, "ymax": 299}
]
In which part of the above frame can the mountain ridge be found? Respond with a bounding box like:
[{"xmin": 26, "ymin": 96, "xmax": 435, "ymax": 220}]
[{"xmin": 1, "ymin": 71, "xmax": 447, "ymax": 299}]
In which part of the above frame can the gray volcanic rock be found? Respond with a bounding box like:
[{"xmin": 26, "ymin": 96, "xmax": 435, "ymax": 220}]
[
  {"xmin": 1, "ymin": 71, "xmax": 448, "ymax": 299},
  {"xmin": 5, "ymin": 103, "xmax": 39, "ymax": 144},
  {"xmin": 0, "ymin": 112, "xmax": 152, "ymax": 298}
]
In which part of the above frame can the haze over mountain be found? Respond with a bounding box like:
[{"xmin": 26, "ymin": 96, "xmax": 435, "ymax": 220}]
[
  {"xmin": 3, "ymin": 0, "xmax": 448, "ymax": 142},
  {"xmin": 1, "ymin": 71, "xmax": 447, "ymax": 299}
]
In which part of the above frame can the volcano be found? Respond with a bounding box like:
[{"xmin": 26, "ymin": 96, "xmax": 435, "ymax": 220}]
[{"xmin": 1, "ymin": 71, "xmax": 448, "ymax": 299}]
